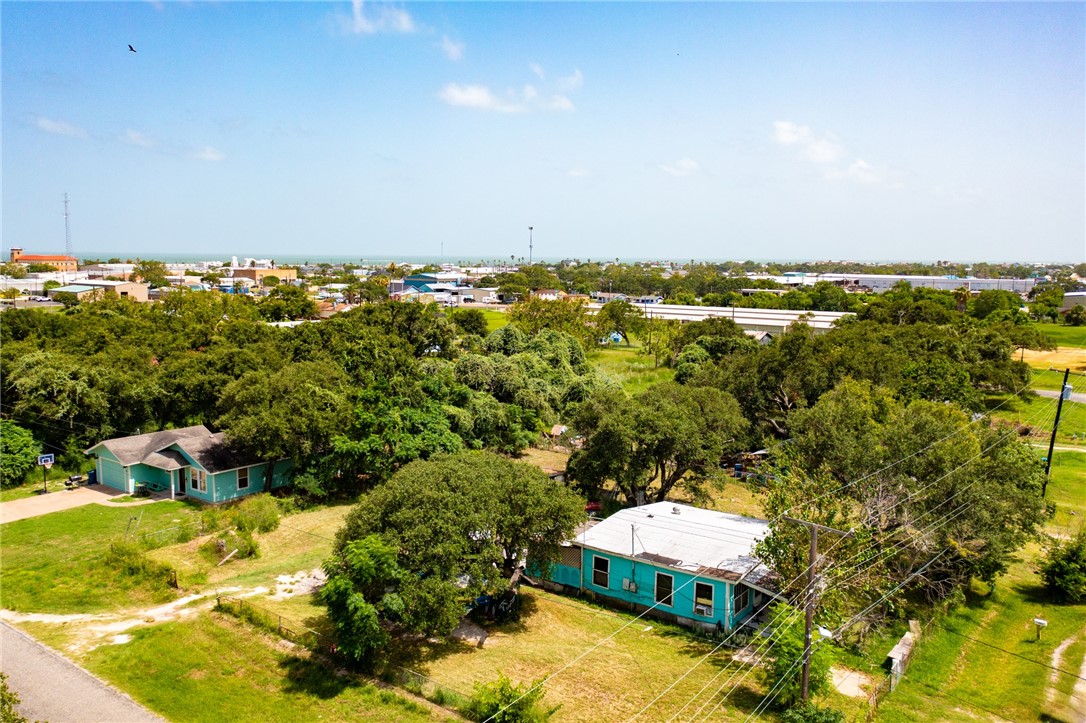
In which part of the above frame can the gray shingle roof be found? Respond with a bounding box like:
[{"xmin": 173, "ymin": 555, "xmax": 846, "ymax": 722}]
[{"xmin": 85, "ymin": 426, "xmax": 260, "ymax": 473}]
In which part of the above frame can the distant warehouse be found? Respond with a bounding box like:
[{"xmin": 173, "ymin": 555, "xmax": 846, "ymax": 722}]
[{"xmin": 49, "ymin": 279, "xmax": 149, "ymax": 302}]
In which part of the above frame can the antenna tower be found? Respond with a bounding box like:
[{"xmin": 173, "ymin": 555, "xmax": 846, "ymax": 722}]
[{"xmin": 63, "ymin": 193, "xmax": 73, "ymax": 257}]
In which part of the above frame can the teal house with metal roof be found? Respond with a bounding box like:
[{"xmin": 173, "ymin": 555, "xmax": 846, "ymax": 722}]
[
  {"xmin": 84, "ymin": 425, "xmax": 291, "ymax": 503},
  {"xmin": 539, "ymin": 502, "xmax": 781, "ymax": 632}
]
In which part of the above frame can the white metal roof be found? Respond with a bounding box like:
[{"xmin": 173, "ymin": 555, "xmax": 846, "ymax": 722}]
[{"xmin": 578, "ymin": 502, "xmax": 777, "ymax": 588}]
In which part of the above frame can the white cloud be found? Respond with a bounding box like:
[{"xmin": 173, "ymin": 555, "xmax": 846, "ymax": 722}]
[
  {"xmin": 439, "ymin": 79, "xmax": 576, "ymax": 113},
  {"xmin": 530, "ymin": 62, "xmax": 545, "ymax": 80},
  {"xmin": 660, "ymin": 157, "xmax": 701, "ymax": 177},
  {"xmin": 192, "ymin": 146, "xmax": 224, "ymax": 162},
  {"xmin": 344, "ymin": 0, "xmax": 415, "ymax": 35},
  {"xmin": 774, "ymin": 120, "xmax": 897, "ymax": 187},
  {"xmin": 557, "ymin": 69, "xmax": 583, "ymax": 92},
  {"xmin": 567, "ymin": 167, "xmax": 592, "ymax": 178},
  {"xmin": 825, "ymin": 159, "xmax": 885, "ymax": 185},
  {"xmin": 772, "ymin": 121, "xmax": 810, "ymax": 146},
  {"xmin": 440, "ymin": 35, "xmax": 464, "ymax": 61},
  {"xmin": 36, "ymin": 117, "xmax": 88, "ymax": 138},
  {"xmin": 120, "ymin": 129, "xmax": 154, "ymax": 148},
  {"xmin": 438, "ymin": 84, "xmax": 524, "ymax": 113}
]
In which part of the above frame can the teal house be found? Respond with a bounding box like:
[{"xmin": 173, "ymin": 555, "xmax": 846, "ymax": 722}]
[
  {"xmin": 541, "ymin": 502, "xmax": 780, "ymax": 632},
  {"xmin": 84, "ymin": 425, "xmax": 291, "ymax": 504}
]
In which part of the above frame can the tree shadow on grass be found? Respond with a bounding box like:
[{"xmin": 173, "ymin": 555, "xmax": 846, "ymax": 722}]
[
  {"xmin": 654, "ymin": 625, "xmax": 737, "ymax": 669},
  {"xmin": 1009, "ymin": 579, "xmax": 1052, "ymax": 606},
  {"xmin": 278, "ymin": 653, "xmax": 362, "ymax": 699}
]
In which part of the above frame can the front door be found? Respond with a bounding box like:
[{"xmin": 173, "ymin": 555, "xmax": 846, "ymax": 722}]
[{"xmin": 178, "ymin": 468, "xmax": 187, "ymax": 495}]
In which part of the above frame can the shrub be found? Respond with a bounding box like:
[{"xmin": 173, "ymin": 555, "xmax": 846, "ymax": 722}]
[
  {"xmin": 781, "ymin": 704, "xmax": 845, "ymax": 723},
  {"xmin": 1, "ymin": 672, "xmax": 29, "ymax": 723},
  {"xmin": 461, "ymin": 673, "xmax": 557, "ymax": 723},
  {"xmin": 1041, "ymin": 528, "xmax": 1086, "ymax": 603},
  {"xmin": 200, "ymin": 528, "xmax": 259, "ymax": 563},
  {"xmin": 233, "ymin": 495, "xmax": 280, "ymax": 533},
  {"xmin": 104, "ymin": 540, "xmax": 177, "ymax": 592},
  {"xmin": 761, "ymin": 602, "xmax": 834, "ymax": 709}
]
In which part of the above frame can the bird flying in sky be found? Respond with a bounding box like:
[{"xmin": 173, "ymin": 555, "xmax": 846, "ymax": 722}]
[{"xmin": 128, "ymin": 44, "xmax": 136, "ymax": 53}]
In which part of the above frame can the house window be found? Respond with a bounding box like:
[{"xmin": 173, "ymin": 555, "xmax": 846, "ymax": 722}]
[
  {"xmin": 592, "ymin": 556, "xmax": 610, "ymax": 588},
  {"xmin": 237, "ymin": 467, "xmax": 249, "ymax": 490},
  {"xmin": 694, "ymin": 582, "xmax": 714, "ymax": 616},
  {"xmin": 732, "ymin": 582, "xmax": 750, "ymax": 613},
  {"xmin": 655, "ymin": 572, "xmax": 674, "ymax": 606},
  {"xmin": 193, "ymin": 469, "xmax": 207, "ymax": 492}
]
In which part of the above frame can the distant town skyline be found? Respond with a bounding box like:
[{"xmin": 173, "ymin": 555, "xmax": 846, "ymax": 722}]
[{"xmin": 3, "ymin": 2, "xmax": 1083, "ymax": 263}]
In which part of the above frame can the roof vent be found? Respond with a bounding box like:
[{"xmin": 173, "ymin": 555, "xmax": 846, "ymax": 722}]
[{"xmin": 672, "ymin": 506, "xmax": 681, "ymax": 515}]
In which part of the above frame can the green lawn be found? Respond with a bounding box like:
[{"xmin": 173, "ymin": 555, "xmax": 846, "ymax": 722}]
[
  {"xmin": 390, "ymin": 587, "xmax": 859, "ymax": 722},
  {"xmin": 150, "ymin": 504, "xmax": 351, "ymax": 591},
  {"xmin": 479, "ymin": 308, "xmax": 508, "ymax": 333},
  {"xmin": 0, "ymin": 465, "xmax": 95, "ymax": 502},
  {"xmin": 1031, "ymin": 366, "xmax": 1076, "ymax": 392},
  {"xmin": 988, "ymin": 391, "xmax": 1086, "ymax": 448},
  {"xmin": 0, "ymin": 501, "xmax": 202, "ymax": 612},
  {"xmin": 877, "ymin": 445, "xmax": 1086, "ymax": 722},
  {"xmin": 84, "ymin": 613, "xmax": 433, "ymax": 723},
  {"xmin": 1037, "ymin": 322, "xmax": 1086, "ymax": 349},
  {"xmin": 590, "ymin": 345, "xmax": 674, "ymax": 395}
]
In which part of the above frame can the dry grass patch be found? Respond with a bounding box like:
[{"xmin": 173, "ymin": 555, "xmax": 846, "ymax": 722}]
[{"xmin": 396, "ymin": 587, "xmax": 771, "ymax": 722}]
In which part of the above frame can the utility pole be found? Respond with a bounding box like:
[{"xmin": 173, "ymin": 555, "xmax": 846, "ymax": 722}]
[
  {"xmin": 1042, "ymin": 368, "xmax": 1072, "ymax": 497},
  {"xmin": 528, "ymin": 226, "xmax": 534, "ymax": 265},
  {"xmin": 63, "ymin": 193, "xmax": 73, "ymax": 258},
  {"xmin": 782, "ymin": 516, "xmax": 853, "ymax": 704}
]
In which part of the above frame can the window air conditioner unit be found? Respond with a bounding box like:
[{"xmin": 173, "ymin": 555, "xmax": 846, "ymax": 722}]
[{"xmin": 694, "ymin": 604, "xmax": 712, "ymax": 616}]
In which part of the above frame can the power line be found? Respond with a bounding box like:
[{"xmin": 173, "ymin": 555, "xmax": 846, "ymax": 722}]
[{"xmin": 935, "ymin": 625, "xmax": 1086, "ymax": 681}]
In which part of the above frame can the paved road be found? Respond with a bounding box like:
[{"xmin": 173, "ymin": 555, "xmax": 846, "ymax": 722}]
[
  {"xmin": 1036, "ymin": 388, "xmax": 1086, "ymax": 404},
  {"xmin": 1, "ymin": 621, "xmax": 166, "ymax": 723}
]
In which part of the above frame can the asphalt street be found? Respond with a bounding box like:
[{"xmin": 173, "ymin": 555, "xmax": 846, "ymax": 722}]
[{"xmin": 1, "ymin": 621, "xmax": 165, "ymax": 723}]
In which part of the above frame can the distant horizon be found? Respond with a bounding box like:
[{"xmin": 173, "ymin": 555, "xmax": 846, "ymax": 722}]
[{"xmin": 39, "ymin": 250, "xmax": 1083, "ymax": 268}]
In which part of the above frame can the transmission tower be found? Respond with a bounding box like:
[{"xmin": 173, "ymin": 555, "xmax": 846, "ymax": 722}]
[{"xmin": 63, "ymin": 193, "xmax": 73, "ymax": 257}]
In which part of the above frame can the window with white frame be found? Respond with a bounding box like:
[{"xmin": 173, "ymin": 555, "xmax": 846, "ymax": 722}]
[
  {"xmin": 237, "ymin": 467, "xmax": 249, "ymax": 490},
  {"xmin": 655, "ymin": 572, "xmax": 674, "ymax": 606},
  {"xmin": 732, "ymin": 582, "xmax": 750, "ymax": 613},
  {"xmin": 193, "ymin": 469, "xmax": 207, "ymax": 492},
  {"xmin": 592, "ymin": 555, "xmax": 610, "ymax": 588},
  {"xmin": 694, "ymin": 582, "xmax": 714, "ymax": 616}
]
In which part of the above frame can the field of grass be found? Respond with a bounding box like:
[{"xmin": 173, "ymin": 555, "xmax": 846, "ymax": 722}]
[
  {"xmin": 83, "ymin": 613, "xmax": 434, "ymax": 723},
  {"xmin": 988, "ymin": 390, "xmax": 1086, "ymax": 448},
  {"xmin": 876, "ymin": 444, "xmax": 1086, "ymax": 722},
  {"xmin": 392, "ymin": 587, "xmax": 769, "ymax": 722},
  {"xmin": 0, "ymin": 464, "xmax": 95, "ymax": 502},
  {"xmin": 0, "ymin": 501, "xmax": 202, "ymax": 612},
  {"xmin": 590, "ymin": 345, "xmax": 675, "ymax": 395},
  {"xmin": 478, "ymin": 307, "xmax": 508, "ymax": 332},
  {"xmin": 150, "ymin": 503, "xmax": 352, "ymax": 591},
  {"xmin": 1037, "ymin": 322, "xmax": 1086, "ymax": 349}
]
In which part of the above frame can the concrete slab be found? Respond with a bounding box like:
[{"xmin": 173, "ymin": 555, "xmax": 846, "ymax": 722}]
[{"xmin": 0, "ymin": 485, "xmax": 156, "ymax": 525}]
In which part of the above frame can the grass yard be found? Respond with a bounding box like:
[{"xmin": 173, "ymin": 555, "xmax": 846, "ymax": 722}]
[
  {"xmin": 877, "ymin": 544, "xmax": 1086, "ymax": 723},
  {"xmin": 150, "ymin": 503, "xmax": 352, "ymax": 591},
  {"xmin": 478, "ymin": 307, "xmax": 508, "ymax": 333},
  {"xmin": 1037, "ymin": 322, "xmax": 1086, "ymax": 350},
  {"xmin": 83, "ymin": 613, "xmax": 434, "ymax": 723},
  {"xmin": 590, "ymin": 345, "xmax": 675, "ymax": 395},
  {"xmin": 390, "ymin": 587, "xmax": 838, "ymax": 723},
  {"xmin": 988, "ymin": 390, "xmax": 1086, "ymax": 448},
  {"xmin": 0, "ymin": 465, "xmax": 95, "ymax": 502},
  {"xmin": 0, "ymin": 501, "xmax": 202, "ymax": 612},
  {"xmin": 876, "ymin": 444, "xmax": 1086, "ymax": 722}
]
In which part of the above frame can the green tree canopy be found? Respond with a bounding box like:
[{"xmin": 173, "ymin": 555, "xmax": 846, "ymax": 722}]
[{"xmin": 0, "ymin": 421, "xmax": 41, "ymax": 487}]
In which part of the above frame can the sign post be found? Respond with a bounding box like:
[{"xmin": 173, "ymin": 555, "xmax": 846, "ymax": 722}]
[{"xmin": 37, "ymin": 454, "xmax": 54, "ymax": 494}]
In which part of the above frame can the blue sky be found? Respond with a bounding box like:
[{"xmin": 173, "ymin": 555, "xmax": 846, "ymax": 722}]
[{"xmin": 3, "ymin": 1, "xmax": 1083, "ymax": 263}]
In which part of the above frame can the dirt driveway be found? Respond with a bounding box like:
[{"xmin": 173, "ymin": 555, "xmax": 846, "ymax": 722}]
[{"xmin": 0, "ymin": 485, "xmax": 158, "ymax": 525}]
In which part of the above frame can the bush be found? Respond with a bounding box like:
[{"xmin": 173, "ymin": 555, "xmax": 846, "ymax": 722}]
[
  {"xmin": 200, "ymin": 528, "xmax": 259, "ymax": 563},
  {"xmin": 761, "ymin": 602, "xmax": 834, "ymax": 709},
  {"xmin": 781, "ymin": 704, "xmax": 845, "ymax": 723},
  {"xmin": 1, "ymin": 672, "xmax": 29, "ymax": 723},
  {"xmin": 104, "ymin": 540, "xmax": 177, "ymax": 592},
  {"xmin": 461, "ymin": 673, "xmax": 557, "ymax": 723},
  {"xmin": 1041, "ymin": 528, "xmax": 1086, "ymax": 603},
  {"xmin": 233, "ymin": 495, "xmax": 281, "ymax": 533}
]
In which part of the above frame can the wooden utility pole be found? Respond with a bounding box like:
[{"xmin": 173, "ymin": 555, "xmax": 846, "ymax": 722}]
[
  {"xmin": 782, "ymin": 516, "xmax": 853, "ymax": 703},
  {"xmin": 1042, "ymin": 368, "xmax": 1071, "ymax": 498}
]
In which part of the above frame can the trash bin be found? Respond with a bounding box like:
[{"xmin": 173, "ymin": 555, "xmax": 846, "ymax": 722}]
[{"xmin": 87, "ymin": 469, "xmax": 97, "ymax": 485}]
